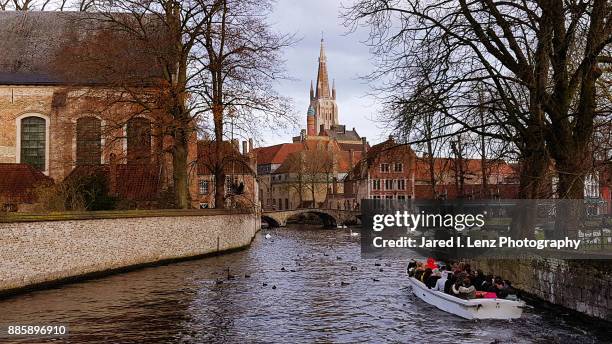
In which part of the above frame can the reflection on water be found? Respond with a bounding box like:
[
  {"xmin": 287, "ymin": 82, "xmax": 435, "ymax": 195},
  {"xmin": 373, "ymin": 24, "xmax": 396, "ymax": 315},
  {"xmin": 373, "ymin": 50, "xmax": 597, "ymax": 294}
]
[{"xmin": 1, "ymin": 225, "xmax": 610, "ymax": 343}]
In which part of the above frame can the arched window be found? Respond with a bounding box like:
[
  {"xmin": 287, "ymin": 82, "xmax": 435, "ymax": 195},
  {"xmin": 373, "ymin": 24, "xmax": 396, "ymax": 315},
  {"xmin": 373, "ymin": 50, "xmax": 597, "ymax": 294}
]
[
  {"xmin": 20, "ymin": 116, "xmax": 47, "ymax": 171},
  {"xmin": 76, "ymin": 117, "xmax": 102, "ymax": 165},
  {"xmin": 127, "ymin": 117, "xmax": 151, "ymax": 163}
]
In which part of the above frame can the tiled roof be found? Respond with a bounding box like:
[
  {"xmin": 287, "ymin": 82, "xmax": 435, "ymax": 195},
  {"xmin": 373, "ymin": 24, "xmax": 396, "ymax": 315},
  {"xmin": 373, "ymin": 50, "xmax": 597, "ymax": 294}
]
[
  {"xmin": 0, "ymin": 163, "xmax": 53, "ymax": 204},
  {"xmin": 67, "ymin": 164, "xmax": 160, "ymax": 201},
  {"xmin": 414, "ymin": 158, "xmax": 517, "ymax": 182},
  {"xmin": 197, "ymin": 141, "xmax": 254, "ymax": 175},
  {"xmin": 254, "ymin": 142, "xmax": 303, "ymax": 165}
]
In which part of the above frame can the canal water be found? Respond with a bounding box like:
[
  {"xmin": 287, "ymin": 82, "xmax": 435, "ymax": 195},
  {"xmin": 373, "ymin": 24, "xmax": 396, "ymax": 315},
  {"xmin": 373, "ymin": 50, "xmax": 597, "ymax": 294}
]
[{"xmin": 1, "ymin": 225, "xmax": 610, "ymax": 343}]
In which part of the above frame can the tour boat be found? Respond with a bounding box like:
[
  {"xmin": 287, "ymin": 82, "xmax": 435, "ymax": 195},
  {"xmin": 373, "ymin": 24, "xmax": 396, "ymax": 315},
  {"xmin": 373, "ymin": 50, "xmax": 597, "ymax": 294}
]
[{"xmin": 407, "ymin": 277, "xmax": 525, "ymax": 320}]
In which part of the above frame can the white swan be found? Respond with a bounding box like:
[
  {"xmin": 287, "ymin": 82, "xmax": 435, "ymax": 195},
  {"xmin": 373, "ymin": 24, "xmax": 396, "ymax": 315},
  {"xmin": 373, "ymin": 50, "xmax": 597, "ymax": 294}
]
[{"xmin": 265, "ymin": 233, "xmax": 272, "ymax": 239}]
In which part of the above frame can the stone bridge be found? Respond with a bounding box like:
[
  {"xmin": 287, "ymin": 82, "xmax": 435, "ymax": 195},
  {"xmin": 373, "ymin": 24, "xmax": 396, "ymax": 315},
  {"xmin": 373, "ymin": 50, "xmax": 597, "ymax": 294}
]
[{"xmin": 261, "ymin": 208, "xmax": 361, "ymax": 228}]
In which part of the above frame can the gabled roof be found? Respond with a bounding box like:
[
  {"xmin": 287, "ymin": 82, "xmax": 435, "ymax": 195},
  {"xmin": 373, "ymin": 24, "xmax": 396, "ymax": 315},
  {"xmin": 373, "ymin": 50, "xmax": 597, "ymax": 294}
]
[
  {"xmin": 253, "ymin": 142, "xmax": 304, "ymax": 165},
  {"xmin": 0, "ymin": 163, "xmax": 53, "ymax": 204}
]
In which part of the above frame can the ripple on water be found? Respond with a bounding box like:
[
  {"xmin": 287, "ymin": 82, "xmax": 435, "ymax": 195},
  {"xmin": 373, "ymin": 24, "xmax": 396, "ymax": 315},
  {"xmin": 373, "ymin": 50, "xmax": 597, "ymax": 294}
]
[{"xmin": 0, "ymin": 226, "xmax": 610, "ymax": 344}]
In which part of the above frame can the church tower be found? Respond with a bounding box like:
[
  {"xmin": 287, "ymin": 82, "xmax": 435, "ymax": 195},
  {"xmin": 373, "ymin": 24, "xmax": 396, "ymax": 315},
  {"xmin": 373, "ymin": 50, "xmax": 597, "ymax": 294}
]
[{"xmin": 309, "ymin": 38, "xmax": 338, "ymax": 134}]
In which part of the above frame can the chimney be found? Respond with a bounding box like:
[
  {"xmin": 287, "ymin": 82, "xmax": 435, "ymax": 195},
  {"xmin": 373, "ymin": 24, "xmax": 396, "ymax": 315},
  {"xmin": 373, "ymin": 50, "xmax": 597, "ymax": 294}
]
[
  {"xmin": 362, "ymin": 137, "xmax": 368, "ymax": 155},
  {"xmin": 242, "ymin": 141, "xmax": 248, "ymax": 155},
  {"xmin": 109, "ymin": 153, "xmax": 117, "ymax": 196},
  {"xmin": 248, "ymin": 138, "xmax": 253, "ymax": 153},
  {"xmin": 300, "ymin": 129, "xmax": 306, "ymax": 141}
]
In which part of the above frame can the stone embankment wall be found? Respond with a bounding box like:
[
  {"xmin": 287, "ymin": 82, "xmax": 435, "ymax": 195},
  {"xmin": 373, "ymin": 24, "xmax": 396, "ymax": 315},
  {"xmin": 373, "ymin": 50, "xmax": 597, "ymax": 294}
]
[
  {"xmin": 0, "ymin": 212, "xmax": 260, "ymax": 295},
  {"xmin": 468, "ymin": 257, "xmax": 611, "ymax": 321}
]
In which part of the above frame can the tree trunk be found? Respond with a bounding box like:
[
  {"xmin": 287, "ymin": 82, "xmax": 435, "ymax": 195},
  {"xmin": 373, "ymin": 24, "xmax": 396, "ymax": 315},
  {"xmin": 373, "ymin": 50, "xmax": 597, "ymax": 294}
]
[
  {"xmin": 510, "ymin": 132, "xmax": 550, "ymax": 240},
  {"xmin": 213, "ymin": 103, "xmax": 226, "ymax": 209},
  {"xmin": 172, "ymin": 127, "xmax": 190, "ymax": 209},
  {"xmin": 311, "ymin": 183, "xmax": 316, "ymax": 208},
  {"xmin": 553, "ymin": 159, "xmax": 586, "ymax": 239}
]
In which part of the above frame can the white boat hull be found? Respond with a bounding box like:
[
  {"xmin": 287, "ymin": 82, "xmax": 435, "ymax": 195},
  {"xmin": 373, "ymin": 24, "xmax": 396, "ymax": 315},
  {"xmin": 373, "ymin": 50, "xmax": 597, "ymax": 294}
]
[{"xmin": 408, "ymin": 277, "xmax": 525, "ymax": 320}]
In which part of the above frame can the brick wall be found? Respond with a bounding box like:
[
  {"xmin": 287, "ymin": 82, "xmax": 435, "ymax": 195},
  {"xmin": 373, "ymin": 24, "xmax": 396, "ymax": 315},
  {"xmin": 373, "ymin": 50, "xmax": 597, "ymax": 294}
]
[
  {"xmin": 0, "ymin": 212, "xmax": 260, "ymax": 294},
  {"xmin": 467, "ymin": 257, "xmax": 612, "ymax": 321},
  {"xmin": 0, "ymin": 85, "xmax": 199, "ymax": 202}
]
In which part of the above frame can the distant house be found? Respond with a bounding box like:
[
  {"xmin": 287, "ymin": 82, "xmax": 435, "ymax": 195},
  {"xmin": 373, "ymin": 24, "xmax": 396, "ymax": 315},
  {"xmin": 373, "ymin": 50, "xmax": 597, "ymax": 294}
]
[
  {"xmin": 343, "ymin": 136, "xmax": 521, "ymax": 205},
  {"xmin": 343, "ymin": 136, "xmax": 417, "ymax": 206},
  {"xmin": 196, "ymin": 140, "xmax": 257, "ymax": 209}
]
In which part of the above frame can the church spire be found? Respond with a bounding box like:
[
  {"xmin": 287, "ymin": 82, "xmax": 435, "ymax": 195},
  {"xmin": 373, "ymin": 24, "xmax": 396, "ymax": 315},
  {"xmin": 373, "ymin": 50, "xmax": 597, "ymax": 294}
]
[
  {"xmin": 315, "ymin": 38, "xmax": 330, "ymax": 99},
  {"xmin": 310, "ymin": 80, "xmax": 314, "ymax": 100}
]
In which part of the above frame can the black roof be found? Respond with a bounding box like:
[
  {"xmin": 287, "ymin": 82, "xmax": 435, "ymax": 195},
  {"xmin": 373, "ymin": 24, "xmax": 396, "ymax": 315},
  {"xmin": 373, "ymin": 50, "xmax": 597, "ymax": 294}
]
[
  {"xmin": 0, "ymin": 11, "xmax": 162, "ymax": 86},
  {"xmin": 0, "ymin": 12, "xmax": 78, "ymax": 85}
]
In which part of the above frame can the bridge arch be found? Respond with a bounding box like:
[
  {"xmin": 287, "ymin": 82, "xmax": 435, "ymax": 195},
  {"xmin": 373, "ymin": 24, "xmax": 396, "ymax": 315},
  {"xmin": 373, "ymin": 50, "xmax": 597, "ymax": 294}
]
[
  {"xmin": 286, "ymin": 210, "xmax": 337, "ymax": 228},
  {"xmin": 261, "ymin": 215, "xmax": 281, "ymax": 228},
  {"xmin": 261, "ymin": 209, "xmax": 360, "ymax": 228}
]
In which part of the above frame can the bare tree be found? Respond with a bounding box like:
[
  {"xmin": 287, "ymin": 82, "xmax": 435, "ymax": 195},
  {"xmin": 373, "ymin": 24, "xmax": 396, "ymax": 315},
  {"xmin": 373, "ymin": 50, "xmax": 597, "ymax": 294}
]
[
  {"xmin": 193, "ymin": 0, "xmax": 295, "ymax": 208},
  {"xmin": 345, "ymin": 0, "xmax": 611, "ymax": 200}
]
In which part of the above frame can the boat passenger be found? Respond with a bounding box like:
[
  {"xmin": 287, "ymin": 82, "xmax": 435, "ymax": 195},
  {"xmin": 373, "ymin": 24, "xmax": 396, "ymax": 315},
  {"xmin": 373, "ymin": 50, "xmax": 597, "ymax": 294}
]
[
  {"xmin": 452, "ymin": 276, "xmax": 476, "ymax": 299},
  {"xmin": 414, "ymin": 262, "xmax": 426, "ymax": 281},
  {"xmin": 489, "ymin": 277, "xmax": 515, "ymax": 299},
  {"xmin": 426, "ymin": 257, "xmax": 438, "ymax": 270},
  {"xmin": 407, "ymin": 260, "xmax": 417, "ymax": 276},
  {"xmin": 472, "ymin": 270, "xmax": 487, "ymax": 291},
  {"xmin": 426, "ymin": 268, "xmax": 442, "ymax": 289},
  {"xmin": 434, "ymin": 269, "xmax": 449, "ymax": 292},
  {"xmin": 421, "ymin": 268, "xmax": 432, "ymax": 284},
  {"xmin": 444, "ymin": 271, "xmax": 456, "ymax": 294}
]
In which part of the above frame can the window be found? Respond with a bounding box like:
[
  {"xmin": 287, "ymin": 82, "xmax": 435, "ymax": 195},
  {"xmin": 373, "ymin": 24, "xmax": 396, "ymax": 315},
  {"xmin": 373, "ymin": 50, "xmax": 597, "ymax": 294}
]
[
  {"xmin": 385, "ymin": 179, "xmax": 393, "ymax": 190},
  {"xmin": 20, "ymin": 116, "xmax": 46, "ymax": 171},
  {"xmin": 226, "ymin": 176, "xmax": 238, "ymax": 195},
  {"xmin": 76, "ymin": 117, "xmax": 102, "ymax": 165},
  {"xmin": 199, "ymin": 203, "xmax": 209, "ymax": 209},
  {"xmin": 372, "ymin": 179, "xmax": 381, "ymax": 190},
  {"xmin": 397, "ymin": 179, "xmax": 406, "ymax": 190},
  {"xmin": 285, "ymin": 198, "xmax": 289, "ymax": 209},
  {"xmin": 127, "ymin": 117, "xmax": 151, "ymax": 163},
  {"xmin": 394, "ymin": 163, "xmax": 403, "ymax": 172},
  {"xmin": 380, "ymin": 163, "xmax": 390, "ymax": 173},
  {"xmin": 372, "ymin": 195, "xmax": 381, "ymax": 199},
  {"xmin": 199, "ymin": 180, "xmax": 209, "ymax": 194},
  {"xmin": 397, "ymin": 195, "xmax": 406, "ymax": 200},
  {"xmin": 385, "ymin": 195, "xmax": 393, "ymax": 199}
]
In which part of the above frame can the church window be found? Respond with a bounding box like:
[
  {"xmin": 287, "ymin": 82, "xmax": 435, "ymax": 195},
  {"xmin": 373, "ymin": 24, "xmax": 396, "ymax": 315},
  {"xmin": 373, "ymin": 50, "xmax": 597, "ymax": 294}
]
[
  {"xmin": 127, "ymin": 117, "xmax": 151, "ymax": 163},
  {"xmin": 76, "ymin": 117, "xmax": 102, "ymax": 165},
  {"xmin": 20, "ymin": 116, "xmax": 46, "ymax": 171}
]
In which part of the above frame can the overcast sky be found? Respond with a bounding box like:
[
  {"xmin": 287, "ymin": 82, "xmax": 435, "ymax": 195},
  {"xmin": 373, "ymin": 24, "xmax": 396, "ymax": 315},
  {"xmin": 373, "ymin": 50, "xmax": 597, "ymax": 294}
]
[{"xmin": 262, "ymin": 0, "xmax": 386, "ymax": 146}]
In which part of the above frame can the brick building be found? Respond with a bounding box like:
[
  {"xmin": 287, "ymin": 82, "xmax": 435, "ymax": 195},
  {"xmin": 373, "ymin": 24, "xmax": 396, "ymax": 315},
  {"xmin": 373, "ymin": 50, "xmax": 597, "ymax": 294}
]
[
  {"xmin": 0, "ymin": 11, "xmax": 198, "ymax": 210},
  {"xmin": 343, "ymin": 136, "xmax": 521, "ymax": 206},
  {"xmin": 196, "ymin": 140, "xmax": 257, "ymax": 209}
]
